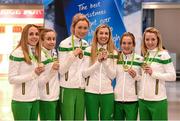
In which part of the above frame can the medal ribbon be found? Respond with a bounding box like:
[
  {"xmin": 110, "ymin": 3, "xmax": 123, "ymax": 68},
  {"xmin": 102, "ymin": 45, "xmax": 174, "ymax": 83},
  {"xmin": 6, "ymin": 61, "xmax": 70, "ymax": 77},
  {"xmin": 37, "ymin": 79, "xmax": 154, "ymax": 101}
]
[
  {"xmin": 121, "ymin": 52, "xmax": 135, "ymax": 71},
  {"xmin": 42, "ymin": 48, "xmax": 54, "ymax": 61},
  {"xmin": 29, "ymin": 48, "xmax": 37, "ymax": 63},
  {"xmin": 144, "ymin": 50, "xmax": 159, "ymax": 65},
  {"xmin": 72, "ymin": 35, "xmax": 82, "ymax": 50}
]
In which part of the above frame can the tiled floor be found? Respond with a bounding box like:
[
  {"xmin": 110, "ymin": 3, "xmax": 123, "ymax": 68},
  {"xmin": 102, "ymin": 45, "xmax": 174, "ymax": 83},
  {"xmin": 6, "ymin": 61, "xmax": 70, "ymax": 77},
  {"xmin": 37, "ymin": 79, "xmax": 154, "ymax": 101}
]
[
  {"xmin": 166, "ymin": 81, "xmax": 180, "ymax": 120},
  {"xmin": 0, "ymin": 78, "xmax": 180, "ymax": 120},
  {"xmin": 0, "ymin": 77, "xmax": 13, "ymax": 120}
]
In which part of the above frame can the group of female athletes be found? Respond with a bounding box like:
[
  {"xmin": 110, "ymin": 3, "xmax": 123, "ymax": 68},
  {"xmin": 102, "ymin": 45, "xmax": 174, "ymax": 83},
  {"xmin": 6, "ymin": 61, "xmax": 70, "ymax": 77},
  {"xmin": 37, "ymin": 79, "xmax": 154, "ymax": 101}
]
[{"xmin": 8, "ymin": 13, "xmax": 176, "ymax": 120}]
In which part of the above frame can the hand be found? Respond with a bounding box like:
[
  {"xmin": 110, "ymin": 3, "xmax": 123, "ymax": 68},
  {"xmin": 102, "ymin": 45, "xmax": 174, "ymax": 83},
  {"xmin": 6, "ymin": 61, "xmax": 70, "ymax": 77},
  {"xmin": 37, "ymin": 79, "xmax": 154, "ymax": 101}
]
[
  {"xmin": 73, "ymin": 48, "xmax": 83, "ymax": 57},
  {"xmin": 35, "ymin": 66, "xmax": 45, "ymax": 75},
  {"xmin": 102, "ymin": 50, "xmax": 108, "ymax": 60},
  {"xmin": 52, "ymin": 61, "xmax": 59, "ymax": 70},
  {"xmin": 143, "ymin": 65, "xmax": 152, "ymax": 75},
  {"xmin": 38, "ymin": 63, "xmax": 44, "ymax": 68},
  {"xmin": 128, "ymin": 68, "xmax": 137, "ymax": 78},
  {"xmin": 98, "ymin": 52, "xmax": 104, "ymax": 62}
]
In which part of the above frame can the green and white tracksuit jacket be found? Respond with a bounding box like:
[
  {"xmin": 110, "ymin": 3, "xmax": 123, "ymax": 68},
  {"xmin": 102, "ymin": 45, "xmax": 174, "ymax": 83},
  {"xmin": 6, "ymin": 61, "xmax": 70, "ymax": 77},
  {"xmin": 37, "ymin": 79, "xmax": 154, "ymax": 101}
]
[
  {"xmin": 58, "ymin": 35, "xmax": 89, "ymax": 89},
  {"xmin": 139, "ymin": 48, "xmax": 176, "ymax": 101},
  {"xmin": 114, "ymin": 53, "xmax": 143, "ymax": 102},
  {"xmin": 39, "ymin": 47, "xmax": 59, "ymax": 101},
  {"xmin": 82, "ymin": 45, "xmax": 118, "ymax": 94},
  {"xmin": 8, "ymin": 46, "xmax": 39, "ymax": 101}
]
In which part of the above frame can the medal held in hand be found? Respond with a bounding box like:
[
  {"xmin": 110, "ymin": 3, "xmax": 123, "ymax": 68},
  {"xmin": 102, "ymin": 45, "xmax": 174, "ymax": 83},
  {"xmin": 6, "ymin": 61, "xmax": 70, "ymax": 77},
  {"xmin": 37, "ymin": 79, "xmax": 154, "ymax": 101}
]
[
  {"xmin": 99, "ymin": 47, "xmax": 106, "ymax": 52},
  {"xmin": 142, "ymin": 50, "xmax": 159, "ymax": 70},
  {"xmin": 98, "ymin": 48, "xmax": 107, "ymax": 61},
  {"xmin": 120, "ymin": 52, "xmax": 135, "ymax": 72},
  {"xmin": 123, "ymin": 65, "xmax": 129, "ymax": 72},
  {"xmin": 142, "ymin": 52, "xmax": 149, "ymax": 70},
  {"xmin": 78, "ymin": 38, "xmax": 83, "ymax": 59},
  {"xmin": 142, "ymin": 63, "xmax": 148, "ymax": 70},
  {"xmin": 72, "ymin": 35, "xmax": 84, "ymax": 59},
  {"xmin": 96, "ymin": 48, "xmax": 106, "ymax": 56}
]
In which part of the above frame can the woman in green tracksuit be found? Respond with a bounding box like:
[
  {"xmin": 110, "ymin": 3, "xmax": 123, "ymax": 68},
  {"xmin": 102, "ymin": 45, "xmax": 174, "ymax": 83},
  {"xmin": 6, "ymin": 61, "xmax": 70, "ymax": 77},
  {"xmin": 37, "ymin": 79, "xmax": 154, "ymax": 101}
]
[
  {"xmin": 139, "ymin": 27, "xmax": 176, "ymax": 120},
  {"xmin": 114, "ymin": 32, "xmax": 143, "ymax": 120},
  {"xmin": 58, "ymin": 13, "xmax": 90, "ymax": 120},
  {"xmin": 8, "ymin": 24, "xmax": 44, "ymax": 120},
  {"xmin": 39, "ymin": 28, "xmax": 60, "ymax": 120},
  {"xmin": 82, "ymin": 24, "xmax": 117, "ymax": 120}
]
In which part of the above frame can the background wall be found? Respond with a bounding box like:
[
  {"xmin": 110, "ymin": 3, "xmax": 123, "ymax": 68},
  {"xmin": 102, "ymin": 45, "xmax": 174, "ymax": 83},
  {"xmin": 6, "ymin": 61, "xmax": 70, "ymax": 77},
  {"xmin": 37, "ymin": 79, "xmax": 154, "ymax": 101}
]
[{"xmin": 155, "ymin": 9, "xmax": 180, "ymax": 70}]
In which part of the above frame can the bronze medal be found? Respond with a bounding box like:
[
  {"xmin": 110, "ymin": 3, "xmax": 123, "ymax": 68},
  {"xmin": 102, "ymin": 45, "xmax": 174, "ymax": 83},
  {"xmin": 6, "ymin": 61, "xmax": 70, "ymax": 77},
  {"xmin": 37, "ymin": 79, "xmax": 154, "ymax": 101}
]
[
  {"xmin": 99, "ymin": 48, "xmax": 105, "ymax": 52},
  {"xmin": 142, "ymin": 63, "xmax": 148, "ymax": 69}
]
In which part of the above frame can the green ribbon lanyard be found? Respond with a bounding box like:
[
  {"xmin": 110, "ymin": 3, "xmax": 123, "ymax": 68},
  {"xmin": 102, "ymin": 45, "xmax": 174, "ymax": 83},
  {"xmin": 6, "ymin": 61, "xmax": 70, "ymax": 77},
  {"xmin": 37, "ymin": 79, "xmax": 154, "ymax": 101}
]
[
  {"xmin": 144, "ymin": 50, "xmax": 159, "ymax": 65},
  {"xmin": 143, "ymin": 50, "xmax": 159, "ymax": 95},
  {"xmin": 29, "ymin": 49, "xmax": 37, "ymax": 63},
  {"xmin": 121, "ymin": 52, "xmax": 135, "ymax": 72},
  {"xmin": 72, "ymin": 35, "xmax": 83, "ymax": 59},
  {"xmin": 96, "ymin": 45, "xmax": 106, "ymax": 57},
  {"xmin": 42, "ymin": 48, "xmax": 54, "ymax": 61},
  {"xmin": 72, "ymin": 34, "xmax": 82, "ymax": 50}
]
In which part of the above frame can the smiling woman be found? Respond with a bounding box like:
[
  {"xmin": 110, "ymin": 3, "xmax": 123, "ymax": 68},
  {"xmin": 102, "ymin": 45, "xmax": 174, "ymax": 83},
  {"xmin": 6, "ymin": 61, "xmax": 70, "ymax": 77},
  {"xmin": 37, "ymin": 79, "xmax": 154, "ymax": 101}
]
[
  {"xmin": 27, "ymin": 26, "xmax": 40, "ymax": 46},
  {"xmin": 139, "ymin": 27, "xmax": 176, "ymax": 120},
  {"xmin": 114, "ymin": 32, "xmax": 143, "ymax": 120},
  {"xmin": 38, "ymin": 28, "xmax": 60, "ymax": 120},
  {"xmin": 8, "ymin": 24, "xmax": 45, "ymax": 120},
  {"xmin": 82, "ymin": 24, "xmax": 118, "ymax": 120},
  {"xmin": 40, "ymin": 29, "xmax": 56, "ymax": 50},
  {"xmin": 58, "ymin": 13, "xmax": 90, "ymax": 120}
]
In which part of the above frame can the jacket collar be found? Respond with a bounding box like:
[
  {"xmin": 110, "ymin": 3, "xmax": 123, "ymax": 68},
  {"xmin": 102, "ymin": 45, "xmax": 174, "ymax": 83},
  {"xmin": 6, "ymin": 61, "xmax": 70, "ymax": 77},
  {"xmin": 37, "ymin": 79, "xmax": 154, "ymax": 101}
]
[{"xmin": 97, "ymin": 43, "xmax": 107, "ymax": 50}]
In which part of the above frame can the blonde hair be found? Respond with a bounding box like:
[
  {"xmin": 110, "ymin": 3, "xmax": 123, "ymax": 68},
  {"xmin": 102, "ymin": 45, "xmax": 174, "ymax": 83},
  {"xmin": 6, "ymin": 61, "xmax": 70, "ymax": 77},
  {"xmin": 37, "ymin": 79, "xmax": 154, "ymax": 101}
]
[
  {"xmin": 91, "ymin": 24, "xmax": 116, "ymax": 64},
  {"xmin": 120, "ymin": 32, "xmax": 136, "ymax": 46},
  {"xmin": 70, "ymin": 13, "xmax": 90, "ymax": 34},
  {"xmin": 40, "ymin": 28, "xmax": 56, "ymax": 42},
  {"xmin": 15, "ymin": 24, "xmax": 41, "ymax": 64},
  {"xmin": 118, "ymin": 32, "xmax": 136, "ymax": 61},
  {"xmin": 141, "ymin": 27, "xmax": 164, "ymax": 56}
]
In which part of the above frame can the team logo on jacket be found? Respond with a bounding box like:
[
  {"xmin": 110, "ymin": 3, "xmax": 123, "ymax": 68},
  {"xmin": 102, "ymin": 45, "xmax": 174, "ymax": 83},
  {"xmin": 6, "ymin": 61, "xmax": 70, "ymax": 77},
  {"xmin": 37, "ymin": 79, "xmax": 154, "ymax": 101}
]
[{"xmin": 158, "ymin": 54, "xmax": 162, "ymax": 57}]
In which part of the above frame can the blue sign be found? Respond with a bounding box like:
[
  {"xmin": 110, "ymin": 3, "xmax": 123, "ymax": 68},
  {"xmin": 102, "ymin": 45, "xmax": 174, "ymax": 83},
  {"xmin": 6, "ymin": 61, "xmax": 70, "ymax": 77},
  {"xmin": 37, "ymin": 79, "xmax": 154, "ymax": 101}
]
[{"xmin": 63, "ymin": 0, "xmax": 126, "ymax": 49}]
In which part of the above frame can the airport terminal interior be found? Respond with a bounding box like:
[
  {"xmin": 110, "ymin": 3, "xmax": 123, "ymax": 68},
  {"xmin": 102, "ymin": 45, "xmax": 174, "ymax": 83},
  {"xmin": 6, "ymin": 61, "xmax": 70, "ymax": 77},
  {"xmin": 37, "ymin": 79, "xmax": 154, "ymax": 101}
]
[{"xmin": 0, "ymin": 0, "xmax": 180, "ymax": 120}]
